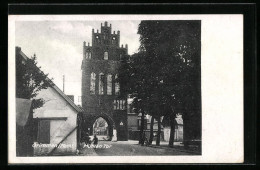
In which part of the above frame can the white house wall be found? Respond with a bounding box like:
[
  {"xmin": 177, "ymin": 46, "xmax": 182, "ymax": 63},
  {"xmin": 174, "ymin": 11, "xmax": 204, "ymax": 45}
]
[{"xmin": 33, "ymin": 87, "xmax": 78, "ymax": 155}]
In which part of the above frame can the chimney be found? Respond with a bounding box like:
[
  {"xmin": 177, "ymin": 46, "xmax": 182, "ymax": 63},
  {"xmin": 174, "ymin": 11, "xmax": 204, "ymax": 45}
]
[
  {"xmin": 125, "ymin": 44, "xmax": 128, "ymax": 54},
  {"xmin": 16, "ymin": 46, "xmax": 21, "ymax": 52}
]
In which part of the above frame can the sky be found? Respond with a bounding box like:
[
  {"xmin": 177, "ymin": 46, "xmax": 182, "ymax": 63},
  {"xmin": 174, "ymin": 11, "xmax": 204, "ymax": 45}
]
[{"xmin": 15, "ymin": 20, "xmax": 141, "ymax": 105}]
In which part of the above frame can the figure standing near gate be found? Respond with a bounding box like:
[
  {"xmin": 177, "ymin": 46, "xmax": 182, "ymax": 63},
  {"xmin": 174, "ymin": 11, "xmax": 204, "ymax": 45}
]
[
  {"xmin": 84, "ymin": 133, "xmax": 91, "ymax": 146},
  {"xmin": 93, "ymin": 134, "xmax": 98, "ymax": 145}
]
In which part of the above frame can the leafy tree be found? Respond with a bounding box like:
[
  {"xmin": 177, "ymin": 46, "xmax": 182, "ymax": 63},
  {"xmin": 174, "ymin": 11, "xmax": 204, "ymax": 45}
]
[
  {"xmin": 16, "ymin": 48, "xmax": 52, "ymax": 110},
  {"xmin": 119, "ymin": 52, "xmax": 149, "ymax": 145},
  {"xmin": 137, "ymin": 20, "xmax": 201, "ymax": 146},
  {"xmin": 119, "ymin": 20, "xmax": 201, "ymax": 146}
]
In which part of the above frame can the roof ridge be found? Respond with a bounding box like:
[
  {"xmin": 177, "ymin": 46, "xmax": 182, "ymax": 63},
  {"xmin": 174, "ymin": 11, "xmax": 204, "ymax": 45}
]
[{"xmin": 16, "ymin": 46, "xmax": 84, "ymax": 113}]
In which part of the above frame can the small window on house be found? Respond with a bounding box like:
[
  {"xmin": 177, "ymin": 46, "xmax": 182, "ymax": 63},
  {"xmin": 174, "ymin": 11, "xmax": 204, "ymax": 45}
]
[
  {"xmin": 99, "ymin": 73, "xmax": 104, "ymax": 95},
  {"xmin": 104, "ymin": 52, "xmax": 108, "ymax": 60},
  {"xmin": 90, "ymin": 72, "xmax": 96, "ymax": 94},
  {"xmin": 37, "ymin": 120, "xmax": 50, "ymax": 144}
]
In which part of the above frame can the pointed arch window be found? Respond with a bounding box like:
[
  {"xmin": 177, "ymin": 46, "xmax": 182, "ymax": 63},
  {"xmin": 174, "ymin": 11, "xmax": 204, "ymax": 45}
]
[
  {"xmin": 86, "ymin": 52, "xmax": 91, "ymax": 59},
  {"xmin": 99, "ymin": 73, "xmax": 105, "ymax": 95},
  {"xmin": 107, "ymin": 74, "xmax": 112, "ymax": 95},
  {"xmin": 90, "ymin": 72, "xmax": 96, "ymax": 94},
  {"xmin": 115, "ymin": 74, "xmax": 120, "ymax": 95},
  {"xmin": 104, "ymin": 52, "xmax": 108, "ymax": 60}
]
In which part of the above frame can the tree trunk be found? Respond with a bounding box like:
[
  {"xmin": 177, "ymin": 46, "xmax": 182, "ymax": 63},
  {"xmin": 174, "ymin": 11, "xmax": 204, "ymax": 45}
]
[
  {"xmin": 182, "ymin": 113, "xmax": 188, "ymax": 148},
  {"xmin": 139, "ymin": 111, "xmax": 145, "ymax": 145},
  {"xmin": 169, "ymin": 115, "xmax": 176, "ymax": 147},
  {"xmin": 149, "ymin": 116, "xmax": 154, "ymax": 145},
  {"xmin": 156, "ymin": 116, "xmax": 161, "ymax": 146}
]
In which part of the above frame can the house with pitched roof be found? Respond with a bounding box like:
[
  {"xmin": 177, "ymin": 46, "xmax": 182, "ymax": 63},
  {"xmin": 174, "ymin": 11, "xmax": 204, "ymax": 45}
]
[{"xmin": 16, "ymin": 47, "xmax": 84, "ymax": 156}]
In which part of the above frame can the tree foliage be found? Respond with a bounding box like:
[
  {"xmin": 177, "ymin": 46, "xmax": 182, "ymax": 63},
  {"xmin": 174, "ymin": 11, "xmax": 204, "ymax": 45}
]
[
  {"xmin": 119, "ymin": 20, "xmax": 201, "ymax": 145},
  {"xmin": 138, "ymin": 20, "xmax": 201, "ymax": 114},
  {"xmin": 16, "ymin": 51, "xmax": 52, "ymax": 110}
]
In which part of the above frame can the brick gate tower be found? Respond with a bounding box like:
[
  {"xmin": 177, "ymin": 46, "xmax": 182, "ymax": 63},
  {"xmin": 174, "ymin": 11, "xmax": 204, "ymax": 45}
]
[{"xmin": 81, "ymin": 21, "xmax": 128, "ymax": 141}]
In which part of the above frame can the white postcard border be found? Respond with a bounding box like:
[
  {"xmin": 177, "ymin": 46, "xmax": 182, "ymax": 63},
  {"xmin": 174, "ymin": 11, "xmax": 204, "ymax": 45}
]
[{"xmin": 8, "ymin": 14, "xmax": 243, "ymax": 164}]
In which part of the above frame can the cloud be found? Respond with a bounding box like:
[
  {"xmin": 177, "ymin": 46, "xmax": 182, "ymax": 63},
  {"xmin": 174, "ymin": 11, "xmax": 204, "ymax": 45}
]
[
  {"xmin": 73, "ymin": 23, "xmax": 93, "ymax": 37},
  {"xmin": 50, "ymin": 21, "xmax": 74, "ymax": 34},
  {"xmin": 50, "ymin": 21, "xmax": 94, "ymax": 38}
]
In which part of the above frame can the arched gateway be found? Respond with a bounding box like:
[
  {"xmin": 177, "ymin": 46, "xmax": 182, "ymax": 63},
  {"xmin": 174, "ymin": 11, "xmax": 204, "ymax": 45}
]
[
  {"xmin": 93, "ymin": 117, "xmax": 110, "ymax": 137},
  {"xmin": 91, "ymin": 114, "xmax": 114, "ymax": 140},
  {"xmin": 81, "ymin": 21, "xmax": 128, "ymax": 141}
]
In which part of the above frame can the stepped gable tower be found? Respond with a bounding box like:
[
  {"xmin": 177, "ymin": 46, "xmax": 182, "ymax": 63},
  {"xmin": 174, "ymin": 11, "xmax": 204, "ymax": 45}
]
[{"xmin": 81, "ymin": 21, "xmax": 128, "ymax": 141}]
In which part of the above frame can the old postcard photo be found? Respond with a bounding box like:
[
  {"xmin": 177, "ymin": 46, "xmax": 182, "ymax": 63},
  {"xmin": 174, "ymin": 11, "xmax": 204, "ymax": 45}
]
[{"xmin": 8, "ymin": 15, "xmax": 243, "ymax": 164}]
